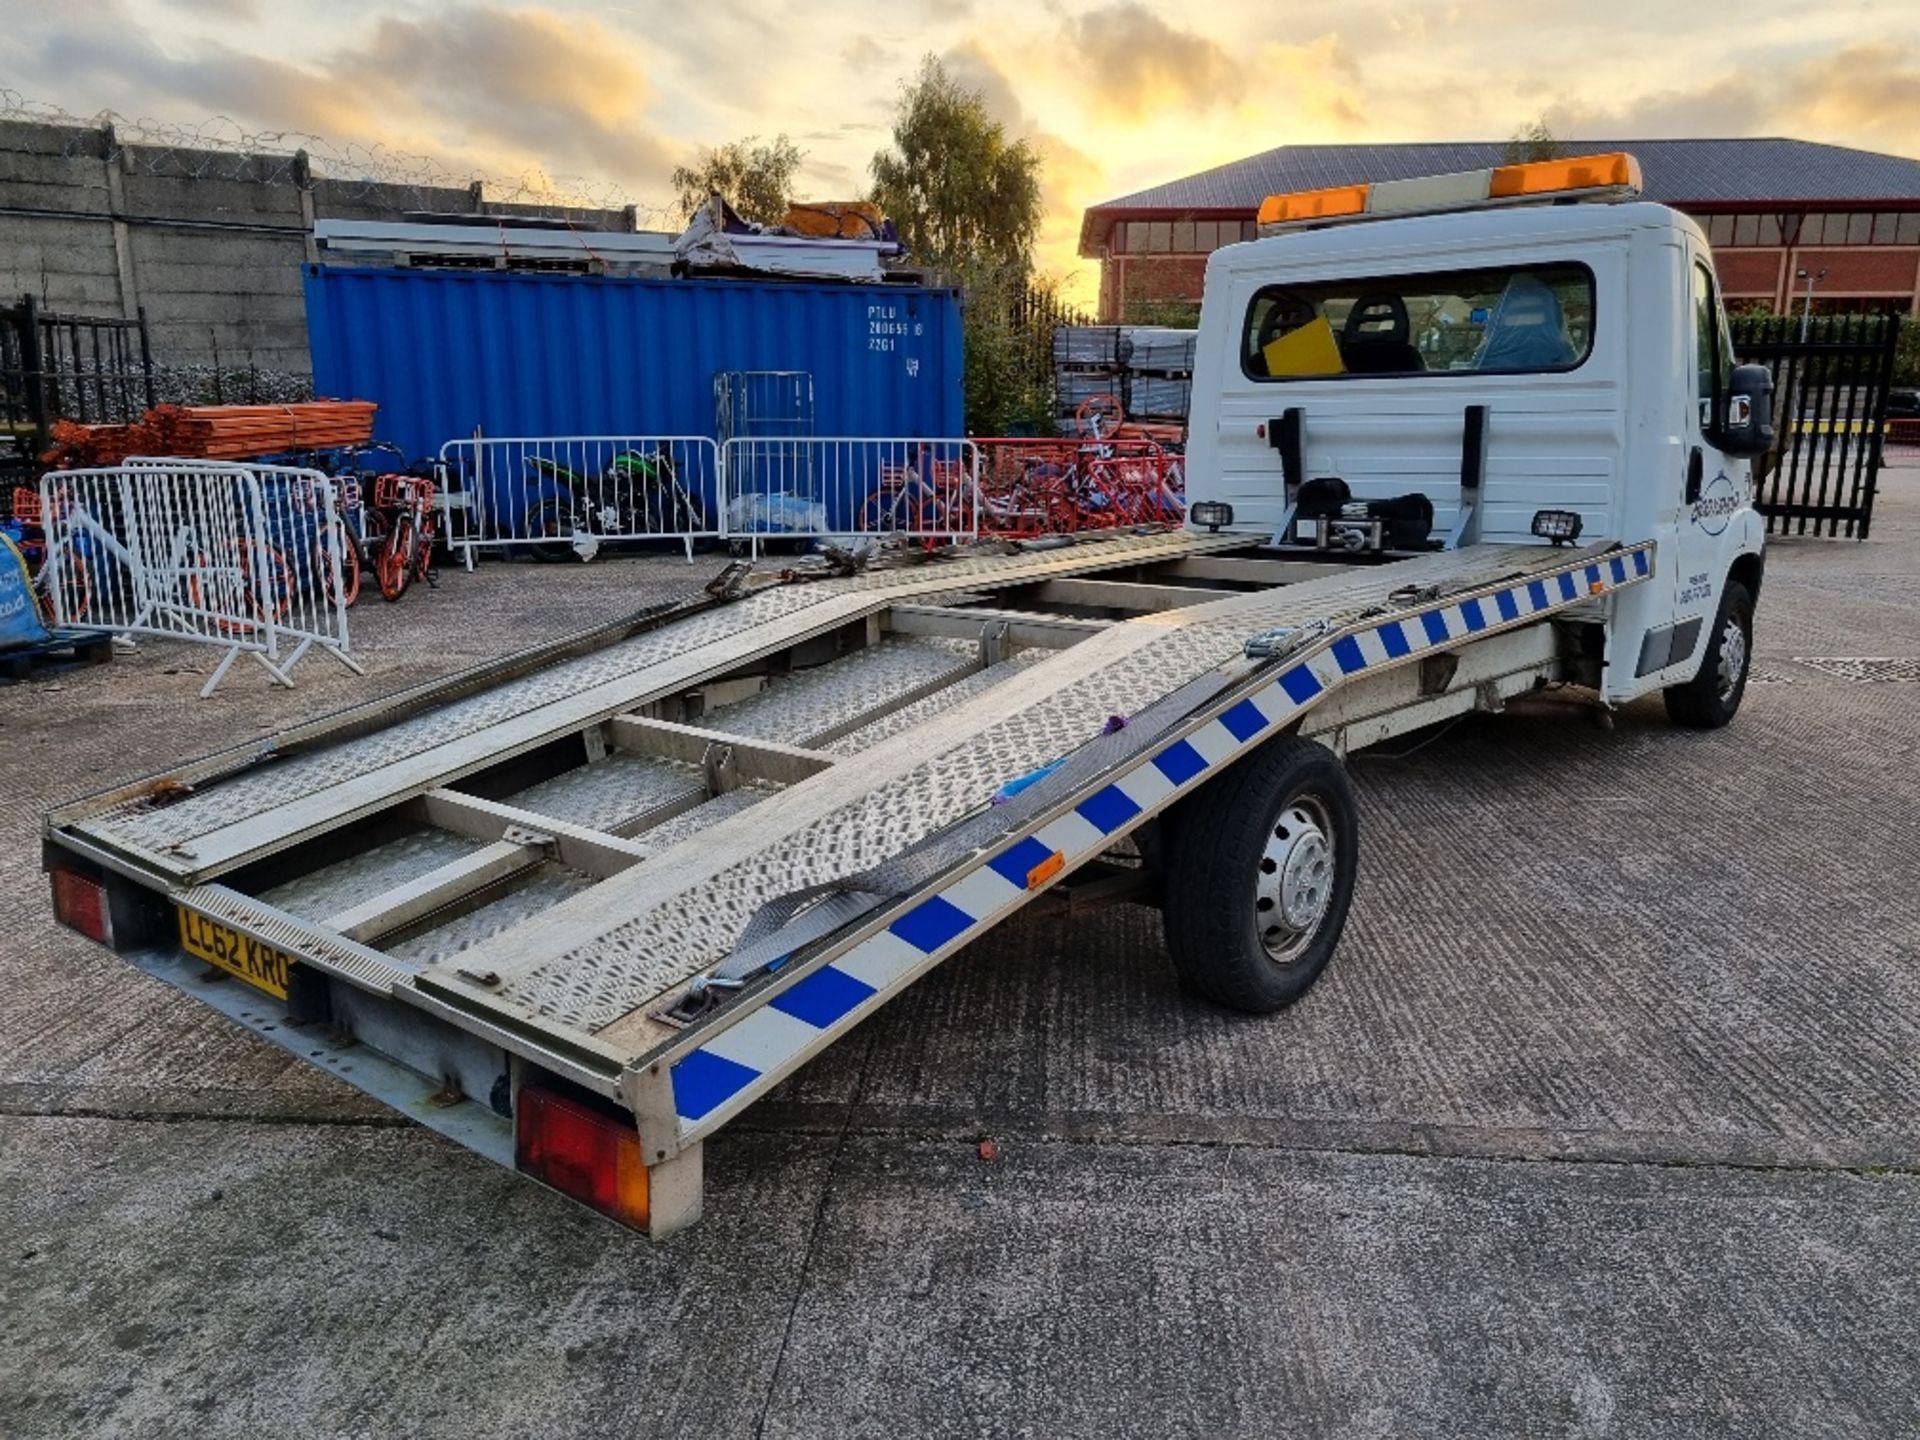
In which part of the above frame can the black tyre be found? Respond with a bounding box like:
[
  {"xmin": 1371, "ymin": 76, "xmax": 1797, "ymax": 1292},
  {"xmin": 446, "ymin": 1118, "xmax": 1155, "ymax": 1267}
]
[
  {"xmin": 1663, "ymin": 579, "xmax": 1753, "ymax": 730},
  {"xmin": 376, "ymin": 517, "xmax": 415, "ymax": 602},
  {"xmin": 315, "ymin": 517, "xmax": 360, "ymax": 608},
  {"xmin": 522, "ymin": 499, "xmax": 575, "ymax": 563},
  {"xmin": 1161, "ymin": 735, "xmax": 1359, "ymax": 1013}
]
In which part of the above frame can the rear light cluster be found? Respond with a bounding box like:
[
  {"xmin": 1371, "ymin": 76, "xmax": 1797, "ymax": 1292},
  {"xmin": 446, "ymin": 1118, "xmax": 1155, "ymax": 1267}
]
[
  {"xmin": 514, "ymin": 1079, "xmax": 650, "ymax": 1230},
  {"xmin": 51, "ymin": 867, "xmax": 114, "ymax": 947}
]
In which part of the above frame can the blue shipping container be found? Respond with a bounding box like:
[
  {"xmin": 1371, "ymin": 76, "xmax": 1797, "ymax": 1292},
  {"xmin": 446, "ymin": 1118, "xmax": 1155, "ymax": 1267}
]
[{"xmin": 303, "ymin": 265, "xmax": 964, "ymax": 463}]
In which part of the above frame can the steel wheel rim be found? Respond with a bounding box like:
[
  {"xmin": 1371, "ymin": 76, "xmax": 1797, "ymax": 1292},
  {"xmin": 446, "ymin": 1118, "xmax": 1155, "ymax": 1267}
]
[
  {"xmin": 1254, "ymin": 794, "xmax": 1337, "ymax": 964},
  {"xmin": 1717, "ymin": 617, "xmax": 1748, "ymax": 700}
]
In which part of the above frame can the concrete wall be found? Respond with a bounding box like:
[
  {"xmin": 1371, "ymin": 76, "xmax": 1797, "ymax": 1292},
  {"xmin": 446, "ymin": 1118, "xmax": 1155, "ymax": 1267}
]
[{"xmin": 0, "ymin": 119, "xmax": 636, "ymax": 381}]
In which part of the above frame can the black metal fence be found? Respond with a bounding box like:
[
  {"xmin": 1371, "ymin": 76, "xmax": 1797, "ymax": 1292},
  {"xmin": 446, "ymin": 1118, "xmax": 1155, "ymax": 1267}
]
[
  {"xmin": 1, "ymin": 294, "xmax": 157, "ymax": 491},
  {"xmin": 1732, "ymin": 312, "xmax": 1900, "ymax": 540},
  {"xmin": 949, "ymin": 276, "xmax": 1097, "ymax": 435},
  {"xmin": 1008, "ymin": 281, "xmax": 1092, "ymax": 426}
]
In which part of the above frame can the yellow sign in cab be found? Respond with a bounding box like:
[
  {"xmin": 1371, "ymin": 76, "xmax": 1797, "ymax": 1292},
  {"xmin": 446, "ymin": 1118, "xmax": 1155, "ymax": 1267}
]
[{"xmin": 177, "ymin": 907, "xmax": 296, "ymax": 999}]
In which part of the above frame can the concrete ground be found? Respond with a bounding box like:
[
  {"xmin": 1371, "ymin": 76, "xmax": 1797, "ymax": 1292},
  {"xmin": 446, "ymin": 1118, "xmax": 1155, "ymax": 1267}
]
[{"xmin": 2, "ymin": 482, "xmax": 1917, "ymax": 1438}]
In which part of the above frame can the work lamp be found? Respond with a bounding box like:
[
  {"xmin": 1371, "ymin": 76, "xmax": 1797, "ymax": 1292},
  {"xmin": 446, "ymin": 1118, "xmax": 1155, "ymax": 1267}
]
[
  {"xmin": 1189, "ymin": 501, "xmax": 1234, "ymax": 532},
  {"xmin": 1531, "ymin": 509, "xmax": 1583, "ymax": 545}
]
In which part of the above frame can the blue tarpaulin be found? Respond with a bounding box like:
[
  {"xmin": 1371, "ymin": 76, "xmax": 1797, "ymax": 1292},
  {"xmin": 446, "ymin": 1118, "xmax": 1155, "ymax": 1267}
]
[{"xmin": 0, "ymin": 535, "xmax": 51, "ymax": 650}]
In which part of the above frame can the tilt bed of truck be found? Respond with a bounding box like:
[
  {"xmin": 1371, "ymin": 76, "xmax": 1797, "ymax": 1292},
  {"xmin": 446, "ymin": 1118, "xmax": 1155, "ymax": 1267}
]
[{"xmin": 41, "ymin": 152, "xmax": 1775, "ymax": 1238}]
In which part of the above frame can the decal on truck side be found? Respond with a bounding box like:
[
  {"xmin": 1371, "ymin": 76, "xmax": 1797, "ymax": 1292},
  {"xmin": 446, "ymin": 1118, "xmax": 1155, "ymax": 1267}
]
[{"xmin": 1692, "ymin": 471, "xmax": 1739, "ymax": 535}]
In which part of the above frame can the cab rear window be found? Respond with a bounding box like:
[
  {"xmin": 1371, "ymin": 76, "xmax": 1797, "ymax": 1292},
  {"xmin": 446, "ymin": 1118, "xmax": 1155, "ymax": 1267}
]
[{"xmin": 1242, "ymin": 262, "xmax": 1595, "ymax": 380}]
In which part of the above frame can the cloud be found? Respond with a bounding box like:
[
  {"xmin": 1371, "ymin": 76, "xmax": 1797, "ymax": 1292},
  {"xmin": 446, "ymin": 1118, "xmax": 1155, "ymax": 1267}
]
[
  {"xmin": 342, "ymin": 9, "xmax": 672, "ymax": 180},
  {"xmin": 943, "ymin": 39, "xmax": 1030, "ymax": 131},
  {"xmin": 1250, "ymin": 34, "xmax": 1366, "ymax": 131},
  {"xmin": 33, "ymin": 5, "xmax": 676, "ymax": 191},
  {"xmin": 802, "ymin": 156, "xmax": 859, "ymax": 193},
  {"xmin": 1543, "ymin": 77, "xmax": 1768, "ymax": 139},
  {"xmin": 1543, "ymin": 40, "xmax": 1920, "ymax": 151},
  {"xmin": 842, "ymin": 36, "xmax": 889, "ymax": 72},
  {"xmin": 936, "ymin": 41, "xmax": 1105, "ymax": 286},
  {"xmin": 157, "ymin": 0, "xmax": 259, "ymax": 19},
  {"xmin": 1782, "ymin": 41, "xmax": 1920, "ymax": 144},
  {"xmin": 39, "ymin": 27, "xmax": 363, "ymax": 137},
  {"xmin": 1060, "ymin": 3, "xmax": 1249, "ymax": 119},
  {"xmin": 1045, "ymin": 11, "xmax": 1363, "ymax": 133}
]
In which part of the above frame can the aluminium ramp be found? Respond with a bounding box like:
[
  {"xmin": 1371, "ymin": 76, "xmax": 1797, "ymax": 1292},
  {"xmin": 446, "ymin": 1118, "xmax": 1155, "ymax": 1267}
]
[
  {"xmin": 406, "ymin": 541, "xmax": 1653, "ymax": 1085},
  {"xmin": 57, "ymin": 529, "xmax": 1229, "ymax": 884}
]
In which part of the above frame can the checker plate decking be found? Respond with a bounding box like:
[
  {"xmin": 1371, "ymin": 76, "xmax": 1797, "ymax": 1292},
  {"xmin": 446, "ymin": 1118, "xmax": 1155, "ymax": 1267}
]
[
  {"xmin": 414, "ymin": 542, "xmax": 1600, "ymax": 1054},
  {"xmin": 700, "ymin": 636, "xmax": 978, "ymax": 745}
]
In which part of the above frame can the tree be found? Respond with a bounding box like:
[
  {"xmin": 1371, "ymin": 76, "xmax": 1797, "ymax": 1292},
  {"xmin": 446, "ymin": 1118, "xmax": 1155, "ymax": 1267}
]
[
  {"xmin": 869, "ymin": 56, "xmax": 1043, "ymax": 273},
  {"xmin": 869, "ymin": 56, "xmax": 1048, "ymax": 434},
  {"xmin": 961, "ymin": 268, "xmax": 1061, "ymax": 436},
  {"xmin": 1503, "ymin": 119, "xmax": 1564, "ymax": 164},
  {"xmin": 671, "ymin": 134, "xmax": 804, "ymax": 225}
]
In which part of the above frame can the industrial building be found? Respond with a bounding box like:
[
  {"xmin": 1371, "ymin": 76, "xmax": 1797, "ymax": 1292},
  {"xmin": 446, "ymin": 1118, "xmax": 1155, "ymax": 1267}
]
[{"xmin": 1079, "ymin": 139, "xmax": 1920, "ymax": 322}]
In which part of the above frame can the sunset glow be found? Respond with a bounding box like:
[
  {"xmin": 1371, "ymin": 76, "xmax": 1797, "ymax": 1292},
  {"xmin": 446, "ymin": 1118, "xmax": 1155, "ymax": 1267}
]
[{"xmin": 12, "ymin": 0, "xmax": 1920, "ymax": 306}]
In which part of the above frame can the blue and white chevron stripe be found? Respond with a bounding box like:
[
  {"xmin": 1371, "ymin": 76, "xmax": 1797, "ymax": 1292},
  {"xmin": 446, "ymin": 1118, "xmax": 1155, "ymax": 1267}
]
[{"xmin": 667, "ymin": 543, "xmax": 1654, "ymax": 1137}]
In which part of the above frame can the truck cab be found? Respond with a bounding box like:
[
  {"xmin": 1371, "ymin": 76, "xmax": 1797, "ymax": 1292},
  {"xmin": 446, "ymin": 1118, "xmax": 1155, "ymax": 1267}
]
[{"xmin": 1183, "ymin": 152, "xmax": 1774, "ymax": 720}]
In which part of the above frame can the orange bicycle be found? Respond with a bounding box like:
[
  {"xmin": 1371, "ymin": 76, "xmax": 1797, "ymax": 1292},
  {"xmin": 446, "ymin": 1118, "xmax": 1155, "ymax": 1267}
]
[{"xmin": 372, "ymin": 471, "xmax": 438, "ymax": 601}]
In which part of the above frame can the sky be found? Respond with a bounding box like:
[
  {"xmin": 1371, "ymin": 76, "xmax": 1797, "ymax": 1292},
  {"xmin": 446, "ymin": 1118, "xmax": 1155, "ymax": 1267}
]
[{"xmin": 7, "ymin": 0, "xmax": 1920, "ymax": 305}]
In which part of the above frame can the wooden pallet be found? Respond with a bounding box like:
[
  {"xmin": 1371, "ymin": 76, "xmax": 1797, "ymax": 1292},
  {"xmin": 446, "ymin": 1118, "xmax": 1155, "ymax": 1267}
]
[{"xmin": 0, "ymin": 628, "xmax": 113, "ymax": 684}]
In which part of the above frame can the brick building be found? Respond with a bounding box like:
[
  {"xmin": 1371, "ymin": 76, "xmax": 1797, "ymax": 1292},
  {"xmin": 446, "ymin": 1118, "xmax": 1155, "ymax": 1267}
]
[{"xmin": 1079, "ymin": 139, "xmax": 1920, "ymax": 322}]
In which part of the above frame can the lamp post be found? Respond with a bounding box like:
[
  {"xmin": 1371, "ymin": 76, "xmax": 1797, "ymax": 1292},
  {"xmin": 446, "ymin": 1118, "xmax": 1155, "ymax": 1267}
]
[{"xmin": 1796, "ymin": 266, "xmax": 1828, "ymax": 342}]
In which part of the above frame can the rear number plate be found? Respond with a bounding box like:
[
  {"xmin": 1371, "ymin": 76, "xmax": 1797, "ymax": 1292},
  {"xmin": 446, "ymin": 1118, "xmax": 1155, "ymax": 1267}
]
[{"xmin": 177, "ymin": 907, "xmax": 294, "ymax": 998}]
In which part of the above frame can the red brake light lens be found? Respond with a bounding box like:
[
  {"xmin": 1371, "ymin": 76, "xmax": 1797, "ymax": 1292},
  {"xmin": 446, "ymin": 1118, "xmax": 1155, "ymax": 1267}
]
[
  {"xmin": 51, "ymin": 867, "xmax": 113, "ymax": 947},
  {"xmin": 515, "ymin": 1081, "xmax": 650, "ymax": 1230}
]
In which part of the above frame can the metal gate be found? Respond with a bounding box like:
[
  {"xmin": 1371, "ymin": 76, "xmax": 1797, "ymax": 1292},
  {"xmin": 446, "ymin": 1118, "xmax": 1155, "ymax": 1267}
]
[
  {"xmin": 437, "ymin": 435, "xmax": 721, "ymax": 566},
  {"xmin": 1, "ymin": 294, "xmax": 156, "ymax": 490},
  {"xmin": 1732, "ymin": 312, "xmax": 1901, "ymax": 539},
  {"xmin": 39, "ymin": 461, "xmax": 362, "ymax": 697},
  {"xmin": 718, "ymin": 437, "xmax": 980, "ymax": 550}
]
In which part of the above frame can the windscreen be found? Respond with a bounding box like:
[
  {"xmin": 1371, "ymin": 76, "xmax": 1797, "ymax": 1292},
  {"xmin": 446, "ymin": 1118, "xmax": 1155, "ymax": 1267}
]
[{"xmin": 1243, "ymin": 262, "xmax": 1595, "ymax": 380}]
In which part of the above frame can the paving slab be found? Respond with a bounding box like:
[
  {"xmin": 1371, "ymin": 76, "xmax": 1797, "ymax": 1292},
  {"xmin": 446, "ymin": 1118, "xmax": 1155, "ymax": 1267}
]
[
  {"xmin": 0, "ymin": 1116, "xmax": 827, "ymax": 1440},
  {"xmin": 0, "ymin": 1117, "xmax": 1913, "ymax": 1439},
  {"xmin": 0, "ymin": 475, "xmax": 1917, "ymax": 1437},
  {"xmin": 763, "ymin": 1138, "xmax": 1920, "ymax": 1440}
]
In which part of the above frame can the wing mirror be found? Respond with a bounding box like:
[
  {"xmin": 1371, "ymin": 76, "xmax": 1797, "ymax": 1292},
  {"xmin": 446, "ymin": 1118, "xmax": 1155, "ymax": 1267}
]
[{"xmin": 1716, "ymin": 363, "xmax": 1776, "ymax": 459}]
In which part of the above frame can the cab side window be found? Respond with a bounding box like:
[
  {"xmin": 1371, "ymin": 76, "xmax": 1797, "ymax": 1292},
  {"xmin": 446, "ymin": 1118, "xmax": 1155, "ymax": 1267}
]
[{"xmin": 1692, "ymin": 261, "xmax": 1735, "ymax": 422}]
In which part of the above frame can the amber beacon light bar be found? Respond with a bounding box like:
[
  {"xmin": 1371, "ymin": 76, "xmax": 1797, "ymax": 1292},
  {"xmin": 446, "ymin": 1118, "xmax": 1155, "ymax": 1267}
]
[{"xmin": 1256, "ymin": 152, "xmax": 1645, "ymax": 235}]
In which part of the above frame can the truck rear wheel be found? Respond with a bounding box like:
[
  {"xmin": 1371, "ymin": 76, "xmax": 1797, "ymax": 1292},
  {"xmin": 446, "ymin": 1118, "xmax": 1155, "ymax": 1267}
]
[
  {"xmin": 1663, "ymin": 579, "xmax": 1753, "ymax": 730},
  {"xmin": 1161, "ymin": 735, "xmax": 1359, "ymax": 1013}
]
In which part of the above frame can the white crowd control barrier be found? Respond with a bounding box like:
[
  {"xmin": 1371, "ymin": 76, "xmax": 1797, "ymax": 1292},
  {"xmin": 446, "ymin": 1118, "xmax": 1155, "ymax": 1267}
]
[
  {"xmin": 436, "ymin": 436, "xmax": 722, "ymax": 567},
  {"xmin": 718, "ymin": 437, "xmax": 981, "ymax": 552},
  {"xmin": 38, "ymin": 461, "xmax": 364, "ymax": 697}
]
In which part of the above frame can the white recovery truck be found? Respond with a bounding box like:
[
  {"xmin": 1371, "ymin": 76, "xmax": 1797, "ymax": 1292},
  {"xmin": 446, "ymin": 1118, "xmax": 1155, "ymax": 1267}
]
[{"xmin": 41, "ymin": 153, "xmax": 1776, "ymax": 1237}]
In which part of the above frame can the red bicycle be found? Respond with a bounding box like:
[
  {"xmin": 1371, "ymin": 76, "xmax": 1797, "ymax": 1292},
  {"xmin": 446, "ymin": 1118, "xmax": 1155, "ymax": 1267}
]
[{"xmin": 371, "ymin": 472, "xmax": 438, "ymax": 601}]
